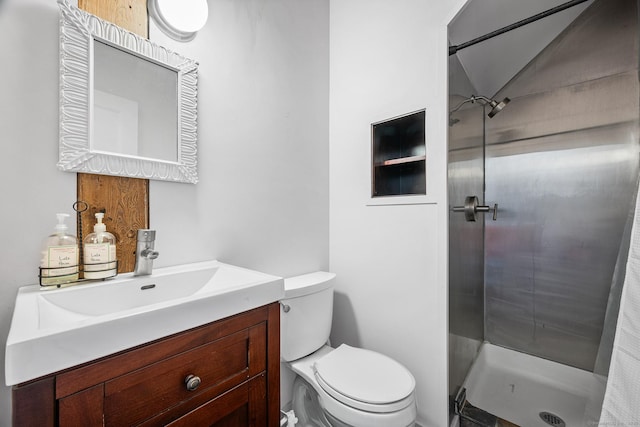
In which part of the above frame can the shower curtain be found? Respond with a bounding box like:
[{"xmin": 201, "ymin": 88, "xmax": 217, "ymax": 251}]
[{"xmin": 599, "ymin": 180, "xmax": 640, "ymax": 424}]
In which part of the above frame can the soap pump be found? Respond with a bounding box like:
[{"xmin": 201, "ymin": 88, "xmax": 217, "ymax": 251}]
[
  {"xmin": 83, "ymin": 212, "xmax": 117, "ymax": 279},
  {"xmin": 40, "ymin": 213, "xmax": 79, "ymax": 286}
]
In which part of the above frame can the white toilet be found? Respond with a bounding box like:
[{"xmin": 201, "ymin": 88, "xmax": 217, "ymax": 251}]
[{"xmin": 281, "ymin": 272, "xmax": 417, "ymax": 427}]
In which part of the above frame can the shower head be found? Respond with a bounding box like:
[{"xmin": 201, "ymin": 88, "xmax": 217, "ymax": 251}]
[
  {"xmin": 486, "ymin": 97, "xmax": 510, "ymax": 118},
  {"xmin": 450, "ymin": 95, "xmax": 511, "ymax": 119}
]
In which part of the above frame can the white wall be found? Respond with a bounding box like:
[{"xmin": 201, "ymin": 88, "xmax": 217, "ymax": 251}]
[
  {"xmin": 0, "ymin": 0, "xmax": 474, "ymax": 424},
  {"xmin": 0, "ymin": 0, "xmax": 328, "ymax": 425},
  {"xmin": 329, "ymin": 1, "xmax": 466, "ymax": 426}
]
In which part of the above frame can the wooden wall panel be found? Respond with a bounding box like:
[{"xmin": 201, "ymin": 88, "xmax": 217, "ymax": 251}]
[
  {"xmin": 77, "ymin": 0, "xmax": 149, "ymax": 273},
  {"xmin": 78, "ymin": 0, "xmax": 148, "ymax": 37},
  {"xmin": 78, "ymin": 174, "xmax": 149, "ymax": 273}
]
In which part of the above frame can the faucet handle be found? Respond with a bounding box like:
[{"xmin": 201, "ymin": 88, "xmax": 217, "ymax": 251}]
[
  {"xmin": 141, "ymin": 249, "xmax": 160, "ymax": 260},
  {"xmin": 137, "ymin": 229, "xmax": 156, "ymax": 242}
]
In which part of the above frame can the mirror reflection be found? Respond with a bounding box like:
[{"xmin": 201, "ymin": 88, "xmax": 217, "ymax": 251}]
[{"xmin": 93, "ymin": 41, "xmax": 178, "ymax": 162}]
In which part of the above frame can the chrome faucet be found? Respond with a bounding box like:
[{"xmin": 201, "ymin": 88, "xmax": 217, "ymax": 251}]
[{"xmin": 133, "ymin": 229, "xmax": 159, "ymax": 276}]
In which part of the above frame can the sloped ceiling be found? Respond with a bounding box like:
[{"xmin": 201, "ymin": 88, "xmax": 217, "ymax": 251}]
[{"xmin": 449, "ymin": 0, "xmax": 594, "ymax": 97}]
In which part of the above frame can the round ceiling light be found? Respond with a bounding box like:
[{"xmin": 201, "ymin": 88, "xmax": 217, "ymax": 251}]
[{"xmin": 148, "ymin": 0, "xmax": 209, "ymax": 42}]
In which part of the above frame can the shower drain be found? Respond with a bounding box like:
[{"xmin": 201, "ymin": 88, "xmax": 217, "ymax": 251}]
[{"xmin": 539, "ymin": 411, "xmax": 566, "ymax": 427}]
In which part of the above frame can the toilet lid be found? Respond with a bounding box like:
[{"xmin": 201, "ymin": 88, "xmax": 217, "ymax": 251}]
[{"xmin": 313, "ymin": 344, "xmax": 415, "ymax": 409}]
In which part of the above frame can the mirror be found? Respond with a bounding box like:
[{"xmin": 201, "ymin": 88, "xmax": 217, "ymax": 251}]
[{"xmin": 57, "ymin": 0, "xmax": 199, "ymax": 183}]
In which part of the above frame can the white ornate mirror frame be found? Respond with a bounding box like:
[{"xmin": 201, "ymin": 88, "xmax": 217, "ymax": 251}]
[{"xmin": 57, "ymin": 0, "xmax": 199, "ymax": 183}]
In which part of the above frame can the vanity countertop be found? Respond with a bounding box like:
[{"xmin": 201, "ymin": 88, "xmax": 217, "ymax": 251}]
[{"xmin": 5, "ymin": 260, "xmax": 283, "ymax": 386}]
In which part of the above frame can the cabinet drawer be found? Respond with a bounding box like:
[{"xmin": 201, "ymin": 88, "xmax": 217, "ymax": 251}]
[
  {"xmin": 167, "ymin": 374, "xmax": 266, "ymax": 427},
  {"xmin": 104, "ymin": 328, "xmax": 262, "ymax": 426}
]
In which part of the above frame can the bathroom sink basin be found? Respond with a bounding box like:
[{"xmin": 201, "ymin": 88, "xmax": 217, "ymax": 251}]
[
  {"xmin": 5, "ymin": 260, "xmax": 283, "ymax": 386},
  {"xmin": 38, "ymin": 267, "xmax": 216, "ymax": 323}
]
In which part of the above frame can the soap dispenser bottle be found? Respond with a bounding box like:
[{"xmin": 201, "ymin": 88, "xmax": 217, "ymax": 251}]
[
  {"xmin": 40, "ymin": 213, "xmax": 79, "ymax": 285},
  {"xmin": 83, "ymin": 212, "xmax": 117, "ymax": 279}
]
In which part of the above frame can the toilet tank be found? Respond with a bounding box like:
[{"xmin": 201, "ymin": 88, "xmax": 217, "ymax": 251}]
[{"xmin": 280, "ymin": 272, "xmax": 336, "ymax": 362}]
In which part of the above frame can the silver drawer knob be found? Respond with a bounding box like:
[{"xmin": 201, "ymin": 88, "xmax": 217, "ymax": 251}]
[{"xmin": 184, "ymin": 374, "xmax": 201, "ymax": 391}]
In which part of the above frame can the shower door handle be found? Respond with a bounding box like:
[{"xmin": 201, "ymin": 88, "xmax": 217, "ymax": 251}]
[{"xmin": 452, "ymin": 196, "xmax": 498, "ymax": 222}]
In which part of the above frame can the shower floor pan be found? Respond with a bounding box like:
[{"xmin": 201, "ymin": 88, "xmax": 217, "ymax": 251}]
[{"xmin": 461, "ymin": 343, "xmax": 606, "ymax": 427}]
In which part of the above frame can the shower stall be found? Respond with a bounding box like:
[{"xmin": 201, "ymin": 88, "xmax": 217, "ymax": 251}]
[{"xmin": 448, "ymin": 0, "xmax": 640, "ymax": 425}]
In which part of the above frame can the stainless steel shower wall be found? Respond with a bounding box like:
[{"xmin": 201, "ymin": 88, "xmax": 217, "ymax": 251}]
[
  {"xmin": 448, "ymin": 53, "xmax": 485, "ymax": 405},
  {"xmin": 484, "ymin": 0, "xmax": 639, "ymax": 371}
]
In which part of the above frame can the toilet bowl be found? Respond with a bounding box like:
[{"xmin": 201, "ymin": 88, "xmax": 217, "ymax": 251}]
[{"xmin": 281, "ymin": 272, "xmax": 417, "ymax": 427}]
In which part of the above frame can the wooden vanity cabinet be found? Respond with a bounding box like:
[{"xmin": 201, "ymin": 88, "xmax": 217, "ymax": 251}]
[{"xmin": 12, "ymin": 303, "xmax": 280, "ymax": 427}]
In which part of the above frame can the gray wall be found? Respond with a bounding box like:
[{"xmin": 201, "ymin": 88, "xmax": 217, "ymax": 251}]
[
  {"xmin": 0, "ymin": 1, "xmax": 329, "ymax": 425},
  {"xmin": 484, "ymin": 0, "xmax": 639, "ymax": 371}
]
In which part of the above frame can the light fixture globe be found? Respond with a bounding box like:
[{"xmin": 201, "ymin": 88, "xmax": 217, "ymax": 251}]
[{"xmin": 148, "ymin": 0, "xmax": 209, "ymax": 42}]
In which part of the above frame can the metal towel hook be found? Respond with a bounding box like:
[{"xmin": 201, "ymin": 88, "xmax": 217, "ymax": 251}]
[{"xmin": 452, "ymin": 196, "xmax": 498, "ymax": 222}]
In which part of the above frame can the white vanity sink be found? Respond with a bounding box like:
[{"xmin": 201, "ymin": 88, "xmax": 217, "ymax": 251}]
[{"xmin": 5, "ymin": 260, "xmax": 283, "ymax": 386}]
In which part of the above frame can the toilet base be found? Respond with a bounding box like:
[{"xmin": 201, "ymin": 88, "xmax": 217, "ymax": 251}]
[
  {"xmin": 292, "ymin": 376, "xmax": 416, "ymax": 427},
  {"xmin": 292, "ymin": 376, "xmax": 336, "ymax": 427}
]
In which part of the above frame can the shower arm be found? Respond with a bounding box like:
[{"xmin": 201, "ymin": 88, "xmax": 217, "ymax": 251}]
[
  {"xmin": 450, "ymin": 95, "xmax": 510, "ymax": 119},
  {"xmin": 450, "ymin": 95, "xmax": 494, "ymax": 114}
]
